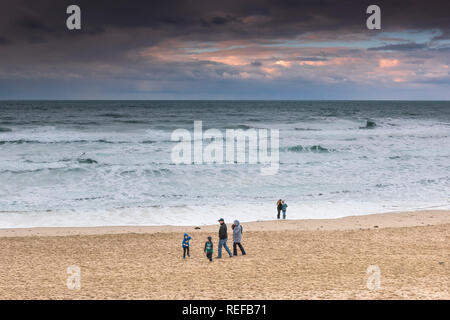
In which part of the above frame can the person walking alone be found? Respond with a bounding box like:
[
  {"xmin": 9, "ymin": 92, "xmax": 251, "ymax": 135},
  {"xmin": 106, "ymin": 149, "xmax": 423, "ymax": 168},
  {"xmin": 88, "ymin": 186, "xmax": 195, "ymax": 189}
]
[{"xmin": 217, "ymin": 218, "xmax": 233, "ymax": 258}]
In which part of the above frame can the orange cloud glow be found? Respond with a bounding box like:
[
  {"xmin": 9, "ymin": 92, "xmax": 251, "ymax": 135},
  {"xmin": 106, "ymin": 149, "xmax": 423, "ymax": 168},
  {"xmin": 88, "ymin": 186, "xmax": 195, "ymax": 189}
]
[
  {"xmin": 299, "ymin": 61, "xmax": 328, "ymax": 66},
  {"xmin": 379, "ymin": 59, "xmax": 400, "ymax": 68},
  {"xmin": 275, "ymin": 60, "xmax": 292, "ymax": 67}
]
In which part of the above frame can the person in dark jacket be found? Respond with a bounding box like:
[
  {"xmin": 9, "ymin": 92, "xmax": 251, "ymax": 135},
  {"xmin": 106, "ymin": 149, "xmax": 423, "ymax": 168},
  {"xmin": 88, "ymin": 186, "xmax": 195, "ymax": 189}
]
[
  {"xmin": 276, "ymin": 199, "xmax": 282, "ymax": 219},
  {"xmin": 182, "ymin": 233, "xmax": 191, "ymax": 259},
  {"xmin": 204, "ymin": 236, "xmax": 214, "ymax": 262},
  {"xmin": 232, "ymin": 220, "xmax": 246, "ymax": 256},
  {"xmin": 217, "ymin": 218, "xmax": 233, "ymax": 258}
]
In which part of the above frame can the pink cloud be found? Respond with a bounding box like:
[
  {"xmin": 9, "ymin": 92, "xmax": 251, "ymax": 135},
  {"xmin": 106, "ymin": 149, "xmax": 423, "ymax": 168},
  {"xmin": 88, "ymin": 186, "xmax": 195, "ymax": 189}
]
[
  {"xmin": 379, "ymin": 59, "xmax": 400, "ymax": 68},
  {"xmin": 133, "ymin": 38, "xmax": 449, "ymax": 87},
  {"xmin": 275, "ymin": 60, "xmax": 292, "ymax": 67}
]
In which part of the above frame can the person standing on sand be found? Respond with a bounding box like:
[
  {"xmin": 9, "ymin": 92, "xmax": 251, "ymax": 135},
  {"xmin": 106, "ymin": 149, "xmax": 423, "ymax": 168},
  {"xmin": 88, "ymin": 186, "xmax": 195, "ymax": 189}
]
[
  {"xmin": 204, "ymin": 236, "xmax": 214, "ymax": 262},
  {"xmin": 276, "ymin": 199, "xmax": 282, "ymax": 219},
  {"xmin": 281, "ymin": 200, "xmax": 288, "ymax": 219},
  {"xmin": 182, "ymin": 233, "xmax": 191, "ymax": 259},
  {"xmin": 232, "ymin": 220, "xmax": 246, "ymax": 256},
  {"xmin": 217, "ymin": 218, "xmax": 233, "ymax": 258}
]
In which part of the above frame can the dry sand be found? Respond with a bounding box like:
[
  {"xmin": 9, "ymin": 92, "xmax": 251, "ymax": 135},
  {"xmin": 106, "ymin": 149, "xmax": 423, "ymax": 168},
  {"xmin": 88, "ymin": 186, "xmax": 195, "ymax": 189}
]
[{"xmin": 0, "ymin": 210, "xmax": 449, "ymax": 299}]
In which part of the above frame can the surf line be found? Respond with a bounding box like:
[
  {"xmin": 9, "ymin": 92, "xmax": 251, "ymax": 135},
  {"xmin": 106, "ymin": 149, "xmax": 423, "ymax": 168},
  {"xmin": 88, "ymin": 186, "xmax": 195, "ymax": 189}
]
[{"xmin": 170, "ymin": 120, "xmax": 279, "ymax": 175}]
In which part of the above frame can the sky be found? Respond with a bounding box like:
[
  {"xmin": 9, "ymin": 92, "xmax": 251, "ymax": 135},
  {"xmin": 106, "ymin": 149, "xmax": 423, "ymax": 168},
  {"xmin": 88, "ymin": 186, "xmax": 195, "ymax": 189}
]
[{"xmin": 0, "ymin": 0, "xmax": 450, "ymax": 100}]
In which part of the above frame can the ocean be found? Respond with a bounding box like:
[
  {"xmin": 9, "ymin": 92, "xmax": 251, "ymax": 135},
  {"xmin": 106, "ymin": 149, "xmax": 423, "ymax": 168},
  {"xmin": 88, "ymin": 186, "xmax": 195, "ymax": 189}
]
[{"xmin": 0, "ymin": 100, "xmax": 449, "ymax": 228}]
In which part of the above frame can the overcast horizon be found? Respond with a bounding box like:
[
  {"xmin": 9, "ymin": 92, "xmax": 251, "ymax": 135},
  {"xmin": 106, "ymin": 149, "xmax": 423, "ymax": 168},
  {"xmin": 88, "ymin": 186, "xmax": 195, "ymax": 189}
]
[{"xmin": 1, "ymin": 0, "xmax": 450, "ymax": 100}]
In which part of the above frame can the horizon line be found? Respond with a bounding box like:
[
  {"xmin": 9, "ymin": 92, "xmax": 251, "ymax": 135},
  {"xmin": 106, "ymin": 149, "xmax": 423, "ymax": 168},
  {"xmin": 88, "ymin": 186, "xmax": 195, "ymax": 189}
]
[{"xmin": 1, "ymin": 99, "xmax": 450, "ymax": 102}]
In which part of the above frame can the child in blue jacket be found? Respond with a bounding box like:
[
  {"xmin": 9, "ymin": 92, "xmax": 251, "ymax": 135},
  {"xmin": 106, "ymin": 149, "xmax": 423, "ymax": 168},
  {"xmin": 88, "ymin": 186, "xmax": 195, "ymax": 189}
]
[
  {"xmin": 182, "ymin": 233, "xmax": 191, "ymax": 259},
  {"xmin": 204, "ymin": 236, "xmax": 214, "ymax": 262}
]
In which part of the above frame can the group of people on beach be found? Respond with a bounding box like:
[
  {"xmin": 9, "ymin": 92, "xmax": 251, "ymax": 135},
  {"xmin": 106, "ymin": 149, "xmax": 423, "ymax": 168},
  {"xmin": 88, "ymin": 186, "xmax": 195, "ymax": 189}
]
[
  {"xmin": 182, "ymin": 199, "xmax": 288, "ymax": 260},
  {"xmin": 276, "ymin": 199, "xmax": 288, "ymax": 219},
  {"xmin": 182, "ymin": 218, "xmax": 246, "ymax": 261}
]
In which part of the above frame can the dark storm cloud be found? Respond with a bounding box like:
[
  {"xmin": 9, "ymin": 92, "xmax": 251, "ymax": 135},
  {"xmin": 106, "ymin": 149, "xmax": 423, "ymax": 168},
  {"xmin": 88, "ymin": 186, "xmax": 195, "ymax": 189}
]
[
  {"xmin": 2, "ymin": 0, "xmax": 450, "ymax": 41},
  {"xmin": 1, "ymin": 0, "xmax": 450, "ymax": 99},
  {"xmin": 204, "ymin": 15, "xmax": 241, "ymax": 26},
  {"xmin": 27, "ymin": 36, "xmax": 47, "ymax": 44},
  {"xmin": 17, "ymin": 16, "xmax": 52, "ymax": 32},
  {"xmin": 0, "ymin": 36, "xmax": 12, "ymax": 45},
  {"xmin": 368, "ymin": 43, "xmax": 428, "ymax": 51},
  {"xmin": 433, "ymin": 30, "xmax": 450, "ymax": 40}
]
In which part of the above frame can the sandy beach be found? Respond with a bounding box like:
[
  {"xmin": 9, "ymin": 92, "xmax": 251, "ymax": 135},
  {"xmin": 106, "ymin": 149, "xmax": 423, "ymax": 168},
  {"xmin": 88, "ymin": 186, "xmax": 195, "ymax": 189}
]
[{"xmin": 0, "ymin": 210, "xmax": 449, "ymax": 300}]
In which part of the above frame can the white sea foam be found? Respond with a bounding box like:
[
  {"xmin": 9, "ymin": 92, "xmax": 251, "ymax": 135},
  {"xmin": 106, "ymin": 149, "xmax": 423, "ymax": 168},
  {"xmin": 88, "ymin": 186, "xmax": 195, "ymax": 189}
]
[{"xmin": 2, "ymin": 200, "xmax": 450, "ymax": 229}]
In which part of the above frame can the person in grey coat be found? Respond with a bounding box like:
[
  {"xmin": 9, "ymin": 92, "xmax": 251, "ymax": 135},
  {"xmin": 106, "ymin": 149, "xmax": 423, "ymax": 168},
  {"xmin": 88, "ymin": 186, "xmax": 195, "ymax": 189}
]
[{"xmin": 232, "ymin": 220, "xmax": 246, "ymax": 256}]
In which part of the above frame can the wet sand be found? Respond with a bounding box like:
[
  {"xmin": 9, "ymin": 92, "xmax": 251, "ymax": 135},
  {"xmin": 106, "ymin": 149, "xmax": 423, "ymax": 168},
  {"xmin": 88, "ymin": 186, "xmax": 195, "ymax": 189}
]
[{"xmin": 0, "ymin": 210, "xmax": 449, "ymax": 299}]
